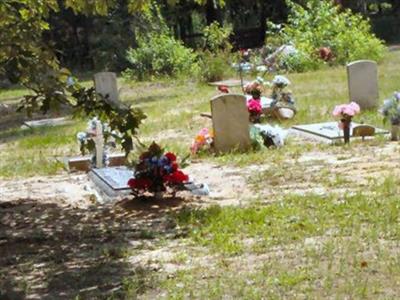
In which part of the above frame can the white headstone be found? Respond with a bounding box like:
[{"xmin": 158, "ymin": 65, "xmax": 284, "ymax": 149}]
[
  {"xmin": 94, "ymin": 120, "xmax": 104, "ymax": 168},
  {"xmin": 94, "ymin": 72, "xmax": 120, "ymax": 107},
  {"xmin": 347, "ymin": 60, "xmax": 379, "ymax": 109},
  {"xmin": 211, "ymin": 94, "xmax": 251, "ymax": 153}
]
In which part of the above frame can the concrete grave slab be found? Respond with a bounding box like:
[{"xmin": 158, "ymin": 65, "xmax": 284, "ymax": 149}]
[
  {"xmin": 211, "ymin": 94, "xmax": 251, "ymax": 153},
  {"xmin": 347, "ymin": 60, "xmax": 379, "ymax": 109},
  {"xmin": 290, "ymin": 122, "xmax": 388, "ymax": 143},
  {"xmin": 21, "ymin": 117, "xmax": 72, "ymax": 129},
  {"xmin": 88, "ymin": 166, "xmax": 133, "ymax": 201}
]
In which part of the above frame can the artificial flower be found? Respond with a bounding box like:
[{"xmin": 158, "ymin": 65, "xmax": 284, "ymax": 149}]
[
  {"xmin": 165, "ymin": 152, "xmax": 177, "ymax": 162},
  {"xmin": 247, "ymin": 99, "xmax": 262, "ymax": 114},
  {"xmin": 128, "ymin": 178, "xmax": 152, "ymax": 190},
  {"xmin": 164, "ymin": 170, "xmax": 189, "ymax": 184},
  {"xmin": 272, "ymin": 75, "xmax": 291, "ymax": 88}
]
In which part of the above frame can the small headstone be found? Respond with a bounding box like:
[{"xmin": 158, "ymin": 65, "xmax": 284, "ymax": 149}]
[
  {"xmin": 352, "ymin": 125, "xmax": 375, "ymax": 140},
  {"xmin": 94, "ymin": 72, "xmax": 121, "ymax": 108},
  {"xmin": 347, "ymin": 60, "xmax": 379, "ymax": 109},
  {"xmin": 211, "ymin": 94, "xmax": 251, "ymax": 152}
]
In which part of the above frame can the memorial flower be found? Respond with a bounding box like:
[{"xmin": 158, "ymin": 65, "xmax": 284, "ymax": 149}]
[
  {"xmin": 332, "ymin": 102, "xmax": 360, "ymax": 143},
  {"xmin": 380, "ymin": 92, "xmax": 400, "ymax": 141},
  {"xmin": 272, "ymin": 75, "xmax": 291, "ymax": 89},
  {"xmin": 380, "ymin": 92, "xmax": 400, "ymax": 125},
  {"xmin": 76, "ymin": 117, "xmax": 117, "ymax": 166},
  {"xmin": 190, "ymin": 128, "xmax": 214, "ymax": 155},
  {"xmin": 244, "ymin": 77, "xmax": 265, "ymax": 99},
  {"xmin": 128, "ymin": 142, "xmax": 189, "ymax": 197}
]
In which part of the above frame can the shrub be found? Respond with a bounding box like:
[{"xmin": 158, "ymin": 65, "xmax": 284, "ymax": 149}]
[
  {"xmin": 125, "ymin": 32, "xmax": 198, "ymax": 80},
  {"xmin": 267, "ymin": 0, "xmax": 386, "ymax": 72},
  {"xmin": 198, "ymin": 51, "xmax": 230, "ymax": 82},
  {"xmin": 198, "ymin": 22, "xmax": 234, "ymax": 82}
]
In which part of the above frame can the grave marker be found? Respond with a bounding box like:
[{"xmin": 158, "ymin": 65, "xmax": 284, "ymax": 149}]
[
  {"xmin": 93, "ymin": 120, "xmax": 104, "ymax": 168},
  {"xmin": 94, "ymin": 72, "xmax": 121, "ymax": 108},
  {"xmin": 210, "ymin": 94, "xmax": 251, "ymax": 152},
  {"xmin": 89, "ymin": 166, "xmax": 133, "ymax": 201},
  {"xmin": 291, "ymin": 121, "xmax": 388, "ymax": 143},
  {"xmin": 347, "ymin": 60, "xmax": 379, "ymax": 109}
]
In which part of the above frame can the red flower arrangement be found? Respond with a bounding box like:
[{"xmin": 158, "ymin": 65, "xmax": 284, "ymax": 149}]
[{"xmin": 127, "ymin": 142, "xmax": 189, "ymax": 197}]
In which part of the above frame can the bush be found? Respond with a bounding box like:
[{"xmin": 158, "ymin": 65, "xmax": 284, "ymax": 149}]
[
  {"xmin": 198, "ymin": 22, "xmax": 234, "ymax": 82},
  {"xmin": 125, "ymin": 32, "xmax": 199, "ymax": 80},
  {"xmin": 198, "ymin": 51, "xmax": 230, "ymax": 82},
  {"xmin": 268, "ymin": 0, "xmax": 386, "ymax": 72}
]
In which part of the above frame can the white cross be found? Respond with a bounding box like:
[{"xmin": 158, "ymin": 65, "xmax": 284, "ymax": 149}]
[{"xmin": 93, "ymin": 120, "xmax": 104, "ymax": 168}]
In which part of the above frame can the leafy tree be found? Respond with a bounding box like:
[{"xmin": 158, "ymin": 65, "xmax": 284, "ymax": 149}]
[{"xmin": 0, "ymin": 0, "xmax": 150, "ymax": 155}]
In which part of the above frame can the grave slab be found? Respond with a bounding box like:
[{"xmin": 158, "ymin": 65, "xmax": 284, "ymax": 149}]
[
  {"xmin": 290, "ymin": 122, "xmax": 388, "ymax": 143},
  {"xmin": 88, "ymin": 166, "xmax": 133, "ymax": 201},
  {"xmin": 21, "ymin": 117, "xmax": 72, "ymax": 129}
]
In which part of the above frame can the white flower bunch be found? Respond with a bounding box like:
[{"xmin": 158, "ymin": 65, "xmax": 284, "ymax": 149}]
[{"xmin": 272, "ymin": 75, "xmax": 291, "ymax": 88}]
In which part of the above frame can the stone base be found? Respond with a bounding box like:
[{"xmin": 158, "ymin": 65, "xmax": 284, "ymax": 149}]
[{"xmin": 66, "ymin": 153, "xmax": 127, "ymax": 172}]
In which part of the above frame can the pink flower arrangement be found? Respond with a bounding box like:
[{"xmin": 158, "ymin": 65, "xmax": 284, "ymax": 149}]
[
  {"xmin": 332, "ymin": 102, "xmax": 360, "ymax": 118},
  {"xmin": 247, "ymin": 99, "xmax": 262, "ymax": 114},
  {"xmin": 190, "ymin": 128, "xmax": 214, "ymax": 155}
]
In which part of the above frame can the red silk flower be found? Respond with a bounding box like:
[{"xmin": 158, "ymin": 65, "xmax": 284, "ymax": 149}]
[
  {"xmin": 128, "ymin": 178, "xmax": 152, "ymax": 190},
  {"xmin": 164, "ymin": 170, "xmax": 189, "ymax": 184},
  {"xmin": 165, "ymin": 152, "xmax": 177, "ymax": 162}
]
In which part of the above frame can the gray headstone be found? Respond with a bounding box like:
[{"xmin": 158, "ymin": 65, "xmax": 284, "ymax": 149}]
[
  {"xmin": 211, "ymin": 94, "xmax": 251, "ymax": 153},
  {"xmin": 94, "ymin": 72, "xmax": 121, "ymax": 108},
  {"xmin": 347, "ymin": 60, "xmax": 379, "ymax": 109}
]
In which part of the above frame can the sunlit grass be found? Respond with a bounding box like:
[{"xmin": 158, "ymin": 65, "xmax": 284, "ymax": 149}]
[{"xmin": 0, "ymin": 51, "xmax": 400, "ymax": 178}]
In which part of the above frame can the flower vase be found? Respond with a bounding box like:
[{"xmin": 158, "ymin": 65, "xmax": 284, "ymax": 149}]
[
  {"xmin": 249, "ymin": 112, "xmax": 261, "ymax": 124},
  {"xmin": 391, "ymin": 124, "xmax": 400, "ymax": 141},
  {"xmin": 341, "ymin": 117, "xmax": 352, "ymax": 144}
]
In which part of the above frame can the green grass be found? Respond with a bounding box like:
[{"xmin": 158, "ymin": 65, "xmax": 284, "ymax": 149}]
[
  {"xmin": 157, "ymin": 178, "xmax": 400, "ymax": 298},
  {"xmin": 2, "ymin": 52, "xmax": 400, "ymax": 298},
  {"xmin": 1, "ymin": 51, "xmax": 400, "ymax": 178}
]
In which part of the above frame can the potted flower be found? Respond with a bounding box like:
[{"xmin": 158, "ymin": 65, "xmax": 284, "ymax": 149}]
[
  {"xmin": 332, "ymin": 102, "xmax": 361, "ymax": 144},
  {"xmin": 380, "ymin": 92, "xmax": 400, "ymax": 141},
  {"xmin": 268, "ymin": 75, "xmax": 296, "ymax": 119},
  {"xmin": 244, "ymin": 77, "xmax": 265, "ymax": 123}
]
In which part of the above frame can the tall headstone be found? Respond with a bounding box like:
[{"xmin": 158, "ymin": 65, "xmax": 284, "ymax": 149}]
[
  {"xmin": 94, "ymin": 72, "xmax": 121, "ymax": 108},
  {"xmin": 211, "ymin": 94, "xmax": 251, "ymax": 153},
  {"xmin": 347, "ymin": 60, "xmax": 379, "ymax": 109}
]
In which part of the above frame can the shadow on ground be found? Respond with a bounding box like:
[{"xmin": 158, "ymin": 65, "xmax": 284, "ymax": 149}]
[{"xmin": 0, "ymin": 196, "xmax": 190, "ymax": 299}]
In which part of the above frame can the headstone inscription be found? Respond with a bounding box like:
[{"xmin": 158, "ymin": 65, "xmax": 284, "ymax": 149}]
[
  {"xmin": 210, "ymin": 94, "xmax": 251, "ymax": 153},
  {"xmin": 347, "ymin": 60, "xmax": 379, "ymax": 109}
]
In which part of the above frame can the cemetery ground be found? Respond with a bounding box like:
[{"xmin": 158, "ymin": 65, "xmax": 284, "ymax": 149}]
[{"xmin": 1, "ymin": 51, "xmax": 400, "ymax": 299}]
